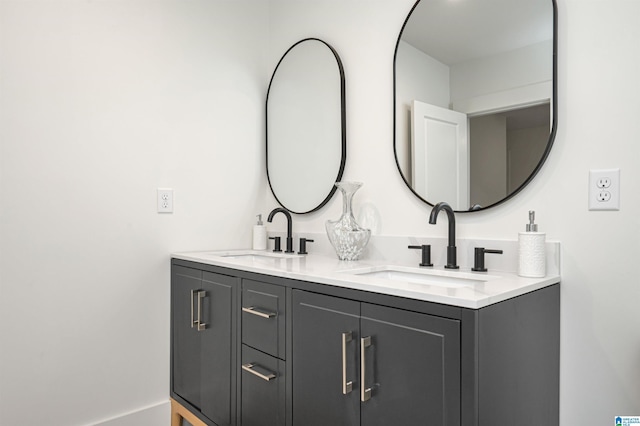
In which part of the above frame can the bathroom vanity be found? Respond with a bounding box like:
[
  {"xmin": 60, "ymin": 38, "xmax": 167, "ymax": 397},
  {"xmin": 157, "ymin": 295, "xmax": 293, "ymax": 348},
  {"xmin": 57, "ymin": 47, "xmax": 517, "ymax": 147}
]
[{"xmin": 170, "ymin": 243, "xmax": 560, "ymax": 426}]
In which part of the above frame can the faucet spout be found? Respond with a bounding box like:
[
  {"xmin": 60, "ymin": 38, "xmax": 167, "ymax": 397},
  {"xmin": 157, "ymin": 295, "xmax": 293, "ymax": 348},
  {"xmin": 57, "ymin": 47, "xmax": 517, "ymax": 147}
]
[
  {"xmin": 267, "ymin": 207, "xmax": 294, "ymax": 253},
  {"xmin": 428, "ymin": 202, "xmax": 459, "ymax": 269}
]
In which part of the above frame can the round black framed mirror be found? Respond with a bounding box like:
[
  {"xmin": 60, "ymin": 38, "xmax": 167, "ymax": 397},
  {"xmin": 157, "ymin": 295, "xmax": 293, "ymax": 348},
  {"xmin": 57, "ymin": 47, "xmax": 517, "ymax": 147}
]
[
  {"xmin": 267, "ymin": 38, "xmax": 346, "ymax": 214},
  {"xmin": 394, "ymin": 0, "xmax": 557, "ymax": 212}
]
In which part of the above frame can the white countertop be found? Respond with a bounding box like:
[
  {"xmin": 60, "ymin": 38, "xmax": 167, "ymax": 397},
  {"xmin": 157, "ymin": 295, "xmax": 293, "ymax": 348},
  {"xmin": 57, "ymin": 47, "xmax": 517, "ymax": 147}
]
[{"xmin": 172, "ymin": 248, "xmax": 560, "ymax": 309}]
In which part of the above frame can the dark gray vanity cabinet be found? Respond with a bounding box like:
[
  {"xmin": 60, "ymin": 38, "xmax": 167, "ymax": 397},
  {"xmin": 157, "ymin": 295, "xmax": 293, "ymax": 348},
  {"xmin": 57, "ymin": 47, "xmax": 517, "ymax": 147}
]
[
  {"xmin": 292, "ymin": 290, "xmax": 461, "ymax": 426},
  {"xmin": 171, "ymin": 265, "xmax": 239, "ymax": 426},
  {"xmin": 171, "ymin": 258, "xmax": 560, "ymax": 426}
]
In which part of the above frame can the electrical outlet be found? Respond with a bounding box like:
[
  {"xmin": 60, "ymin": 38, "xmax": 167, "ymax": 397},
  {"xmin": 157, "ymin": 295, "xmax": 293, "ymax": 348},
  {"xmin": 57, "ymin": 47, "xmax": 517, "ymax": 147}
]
[
  {"xmin": 589, "ymin": 169, "xmax": 620, "ymax": 211},
  {"xmin": 596, "ymin": 177, "xmax": 611, "ymax": 188},
  {"xmin": 157, "ymin": 188, "xmax": 174, "ymax": 213}
]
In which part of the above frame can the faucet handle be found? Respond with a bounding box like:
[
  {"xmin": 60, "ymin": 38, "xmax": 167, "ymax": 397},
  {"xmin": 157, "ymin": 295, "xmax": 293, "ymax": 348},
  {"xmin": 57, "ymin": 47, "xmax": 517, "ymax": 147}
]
[
  {"xmin": 269, "ymin": 236, "xmax": 282, "ymax": 252},
  {"xmin": 298, "ymin": 238, "xmax": 314, "ymax": 255},
  {"xmin": 472, "ymin": 247, "xmax": 503, "ymax": 272},
  {"xmin": 408, "ymin": 245, "xmax": 433, "ymax": 267}
]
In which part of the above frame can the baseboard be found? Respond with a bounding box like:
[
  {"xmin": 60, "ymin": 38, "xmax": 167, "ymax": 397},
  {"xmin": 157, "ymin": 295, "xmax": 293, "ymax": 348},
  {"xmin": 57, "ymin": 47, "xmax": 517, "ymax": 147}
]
[{"xmin": 92, "ymin": 400, "xmax": 170, "ymax": 426}]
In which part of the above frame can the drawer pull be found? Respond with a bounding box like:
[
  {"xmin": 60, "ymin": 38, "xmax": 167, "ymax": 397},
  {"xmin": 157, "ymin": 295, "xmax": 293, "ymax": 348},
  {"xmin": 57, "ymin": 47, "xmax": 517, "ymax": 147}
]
[
  {"xmin": 242, "ymin": 363, "xmax": 277, "ymax": 381},
  {"xmin": 361, "ymin": 336, "xmax": 372, "ymax": 402},
  {"xmin": 342, "ymin": 332, "xmax": 353, "ymax": 394},
  {"xmin": 242, "ymin": 306, "xmax": 277, "ymax": 319}
]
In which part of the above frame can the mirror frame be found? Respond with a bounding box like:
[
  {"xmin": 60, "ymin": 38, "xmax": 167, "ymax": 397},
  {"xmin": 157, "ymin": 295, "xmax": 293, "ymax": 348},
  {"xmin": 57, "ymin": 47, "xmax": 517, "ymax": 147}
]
[
  {"xmin": 393, "ymin": 0, "xmax": 558, "ymax": 213},
  {"xmin": 266, "ymin": 38, "xmax": 347, "ymax": 214}
]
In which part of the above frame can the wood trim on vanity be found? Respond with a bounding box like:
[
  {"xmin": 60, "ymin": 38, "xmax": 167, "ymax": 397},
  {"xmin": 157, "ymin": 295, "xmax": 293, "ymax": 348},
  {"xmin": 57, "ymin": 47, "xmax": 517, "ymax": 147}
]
[{"xmin": 171, "ymin": 398, "xmax": 208, "ymax": 426}]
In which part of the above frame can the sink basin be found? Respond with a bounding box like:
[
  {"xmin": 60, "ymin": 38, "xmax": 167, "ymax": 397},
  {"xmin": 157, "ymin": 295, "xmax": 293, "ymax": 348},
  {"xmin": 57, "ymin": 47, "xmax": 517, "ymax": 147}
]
[
  {"xmin": 207, "ymin": 250, "xmax": 302, "ymax": 261},
  {"xmin": 346, "ymin": 266, "xmax": 497, "ymax": 289},
  {"xmin": 221, "ymin": 254, "xmax": 291, "ymax": 261}
]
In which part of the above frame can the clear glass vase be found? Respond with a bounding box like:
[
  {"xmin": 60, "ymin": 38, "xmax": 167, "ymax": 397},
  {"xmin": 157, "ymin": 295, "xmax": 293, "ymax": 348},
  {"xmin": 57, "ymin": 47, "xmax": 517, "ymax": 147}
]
[{"xmin": 325, "ymin": 182, "xmax": 371, "ymax": 261}]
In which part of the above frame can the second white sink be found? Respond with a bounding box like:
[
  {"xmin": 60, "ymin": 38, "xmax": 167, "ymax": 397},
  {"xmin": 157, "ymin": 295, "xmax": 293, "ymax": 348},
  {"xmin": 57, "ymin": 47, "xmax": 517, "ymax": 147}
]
[{"xmin": 345, "ymin": 265, "xmax": 499, "ymax": 289}]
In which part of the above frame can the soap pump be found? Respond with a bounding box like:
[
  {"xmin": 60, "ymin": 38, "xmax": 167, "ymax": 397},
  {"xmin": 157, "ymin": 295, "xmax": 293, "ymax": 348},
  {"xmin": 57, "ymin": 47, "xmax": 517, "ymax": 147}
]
[
  {"xmin": 518, "ymin": 210, "xmax": 546, "ymax": 277},
  {"xmin": 253, "ymin": 214, "xmax": 267, "ymax": 250},
  {"xmin": 526, "ymin": 210, "xmax": 538, "ymax": 232}
]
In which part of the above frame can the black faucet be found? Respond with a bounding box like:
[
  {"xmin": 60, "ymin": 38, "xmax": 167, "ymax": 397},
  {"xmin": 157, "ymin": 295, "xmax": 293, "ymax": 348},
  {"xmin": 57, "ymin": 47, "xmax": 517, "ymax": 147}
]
[
  {"xmin": 267, "ymin": 207, "xmax": 294, "ymax": 253},
  {"xmin": 428, "ymin": 202, "xmax": 459, "ymax": 269}
]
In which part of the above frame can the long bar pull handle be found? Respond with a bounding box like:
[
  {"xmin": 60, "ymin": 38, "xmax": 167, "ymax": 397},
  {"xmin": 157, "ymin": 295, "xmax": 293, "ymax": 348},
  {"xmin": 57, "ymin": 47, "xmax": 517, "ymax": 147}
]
[
  {"xmin": 360, "ymin": 336, "xmax": 372, "ymax": 402},
  {"xmin": 242, "ymin": 363, "xmax": 276, "ymax": 381},
  {"xmin": 190, "ymin": 290, "xmax": 197, "ymax": 328},
  {"xmin": 242, "ymin": 306, "xmax": 277, "ymax": 319},
  {"xmin": 196, "ymin": 290, "xmax": 207, "ymax": 331},
  {"xmin": 342, "ymin": 332, "xmax": 353, "ymax": 394}
]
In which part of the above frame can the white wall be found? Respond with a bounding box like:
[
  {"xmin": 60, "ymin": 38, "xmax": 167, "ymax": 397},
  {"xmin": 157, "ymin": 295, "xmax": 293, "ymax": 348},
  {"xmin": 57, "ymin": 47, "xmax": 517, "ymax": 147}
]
[
  {"xmin": 395, "ymin": 40, "xmax": 450, "ymax": 181},
  {"xmin": 0, "ymin": 1, "xmax": 268, "ymax": 425},
  {"xmin": 266, "ymin": 0, "xmax": 640, "ymax": 424},
  {"xmin": 450, "ymin": 40, "xmax": 553, "ymax": 105},
  {"xmin": 396, "ymin": 40, "xmax": 450, "ymax": 109},
  {"xmin": 1, "ymin": 1, "xmax": 638, "ymax": 425}
]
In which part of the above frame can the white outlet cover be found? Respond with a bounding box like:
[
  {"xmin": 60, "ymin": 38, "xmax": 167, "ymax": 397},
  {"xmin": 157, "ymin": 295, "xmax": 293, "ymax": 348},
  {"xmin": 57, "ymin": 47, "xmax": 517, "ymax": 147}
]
[
  {"xmin": 589, "ymin": 169, "xmax": 620, "ymax": 211},
  {"xmin": 157, "ymin": 188, "xmax": 174, "ymax": 213}
]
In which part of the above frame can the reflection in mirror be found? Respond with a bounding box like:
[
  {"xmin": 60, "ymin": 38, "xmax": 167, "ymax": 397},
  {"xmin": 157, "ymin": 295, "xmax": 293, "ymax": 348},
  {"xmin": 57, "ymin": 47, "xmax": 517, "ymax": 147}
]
[
  {"xmin": 267, "ymin": 38, "xmax": 346, "ymax": 214},
  {"xmin": 394, "ymin": 0, "xmax": 557, "ymax": 212}
]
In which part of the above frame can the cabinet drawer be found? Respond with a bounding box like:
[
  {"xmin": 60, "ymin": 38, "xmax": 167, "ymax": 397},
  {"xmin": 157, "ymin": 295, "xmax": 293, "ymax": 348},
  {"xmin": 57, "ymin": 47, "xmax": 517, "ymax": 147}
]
[
  {"xmin": 242, "ymin": 280, "xmax": 286, "ymax": 359},
  {"xmin": 241, "ymin": 345, "xmax": 285, "ymax": 426}
]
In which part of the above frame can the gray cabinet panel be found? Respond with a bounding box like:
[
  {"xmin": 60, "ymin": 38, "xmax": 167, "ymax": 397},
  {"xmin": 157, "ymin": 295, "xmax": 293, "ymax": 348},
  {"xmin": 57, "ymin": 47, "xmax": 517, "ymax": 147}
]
[
  {"xmin": 171, "ymin": 265, "xmax": 238, "ymax": 426},
  {"xmin": 292, "ymin": 291, "xmax": 461, "ymax": 426},
  {"xmin": 173, "ymin": 266, "xmax": 204, "ymax": 410},
  {"xmin": 360, "ymin": 303, "xmax": 461, "ymax": 426},
  {"xmin": 242, "ymin": 280, "xmax": 286, "ymax": 359},
  {"xmin": 292, "ymin": 290, "xmax": 361, "ymax": 426},
  {"xmin": 200, "ymin": 271, "xmax": 237, "ymax": 425},
  {"xmin": 241, "ymin": 345, "xmax": 286, "ymax": 426},
  {"xmin": 477, "ymin": 285, "xmax": 560, "ymax": 426}
]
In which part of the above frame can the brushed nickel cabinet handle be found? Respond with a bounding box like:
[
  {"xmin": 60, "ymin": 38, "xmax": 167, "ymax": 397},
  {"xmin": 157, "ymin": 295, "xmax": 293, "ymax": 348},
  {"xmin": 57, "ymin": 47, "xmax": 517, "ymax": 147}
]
[
  {"xmin": 342, "ymin": 332, "xmax": 353, "ymax": 394},
  {"xmin": 190, "ymin": 289, "xmax": 197, "ymax": 328},
  {"xmin": 360, "ymin": 336, "xmax": 372, "ymax": 402},
  {"xmin": 242, "ymin": 306, "xmax": 277, "ymax": 319},
  {"xmin": 242, "ymin": 363, "xmax": 276, "ymax": 381},
  {"xmin": 196, "ymin": 290, "xmax": 207, "ymax": 331}
]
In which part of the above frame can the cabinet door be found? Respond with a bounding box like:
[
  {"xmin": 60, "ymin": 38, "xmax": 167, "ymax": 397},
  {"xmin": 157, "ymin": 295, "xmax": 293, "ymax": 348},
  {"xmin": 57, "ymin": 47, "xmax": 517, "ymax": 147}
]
[
  {"xmin": 360, "ymin": 303, "xmax": 461, "ymax": 426},
  {"xmin": 172, "ymin": 266, "xmax": 237, "ymax": 426},
  {"xmin": 200, "ymin": 271, "xmax": 237, "ymax": 425},
  {"xmin": 172, "ymin": 266, "xmax": 204, "ymax": 409},
  {"xmin": 292, "ymin": 290, "xmax": 360, "ymax": 426}
]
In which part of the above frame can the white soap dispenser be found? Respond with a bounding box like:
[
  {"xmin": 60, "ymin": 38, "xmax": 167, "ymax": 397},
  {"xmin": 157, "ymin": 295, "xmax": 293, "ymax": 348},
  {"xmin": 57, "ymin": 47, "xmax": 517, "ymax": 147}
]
[
  {"xmin": 518, "ymin": 210, "xmax": 546, "ymax": 277},
  {"xmin": 253, "ymin": 214, "xmax": 267, "ymax": 250}
]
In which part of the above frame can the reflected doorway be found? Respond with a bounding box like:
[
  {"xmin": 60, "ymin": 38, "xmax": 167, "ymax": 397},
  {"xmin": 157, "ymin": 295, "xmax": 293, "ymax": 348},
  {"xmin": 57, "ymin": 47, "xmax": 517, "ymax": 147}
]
[{"xmin": 469, "ymin": 103, "xmax": 550, "ymax": 208}]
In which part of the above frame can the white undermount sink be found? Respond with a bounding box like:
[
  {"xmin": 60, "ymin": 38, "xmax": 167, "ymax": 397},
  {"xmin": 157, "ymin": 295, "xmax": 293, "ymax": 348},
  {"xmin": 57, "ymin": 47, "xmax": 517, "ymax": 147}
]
[
  {"xmin": 208, "ymin": 250, "xmax": 302, "ymax": 261},
  {"xmin": 345, "ymin": 265, "xmax": 499, "ymax": 289}
]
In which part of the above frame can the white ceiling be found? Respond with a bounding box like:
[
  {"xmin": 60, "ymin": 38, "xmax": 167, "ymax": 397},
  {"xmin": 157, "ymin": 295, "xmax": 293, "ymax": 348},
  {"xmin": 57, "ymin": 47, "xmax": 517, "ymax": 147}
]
[{"xmin": 400, "ymin": 0, "xmax": 554, "ymax": 65}]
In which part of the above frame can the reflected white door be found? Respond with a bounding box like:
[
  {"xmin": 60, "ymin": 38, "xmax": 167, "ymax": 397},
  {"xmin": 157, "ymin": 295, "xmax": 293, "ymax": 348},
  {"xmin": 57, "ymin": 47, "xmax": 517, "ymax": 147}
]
[{"xmin": 411, "ymin": 100, "xmax": 469, "ymax": 210}]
